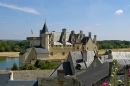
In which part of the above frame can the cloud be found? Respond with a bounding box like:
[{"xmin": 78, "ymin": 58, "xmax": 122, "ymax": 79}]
[
  {"xmin": 115, "ymin": 9, "xmax": 123, "ymax": 15},
  {"xmin": 0, "ymin": 2, "xmax": 41, "ymax": 15}
]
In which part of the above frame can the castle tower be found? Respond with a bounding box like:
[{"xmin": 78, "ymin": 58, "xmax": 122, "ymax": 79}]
[{"xmin": 40, "ymin": 22, "xmax": 49, "ymax": 49}]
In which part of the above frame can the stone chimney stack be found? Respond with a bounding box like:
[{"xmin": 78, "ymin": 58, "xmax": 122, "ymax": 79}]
[
  {"xmin": 71, "ymin": 30, "xmax": 75, "ymax": 35},
  {"xmin": 88, "ymin": 32, "xmax": 91, "ymax": 38},
  {"xmin": 93, "ymin": 35, "xmax": 97, "ymax": 44},
  {"xmin": 80, "ymin": 30, "xmax": 83, "ymax": 34},
  {"xmin": 57, "ymin": 69, "xmax": 65, "ymax": 78},
  {"xmin": 62, "ymin": 28, "xmax": 66, "ymax": 34}
]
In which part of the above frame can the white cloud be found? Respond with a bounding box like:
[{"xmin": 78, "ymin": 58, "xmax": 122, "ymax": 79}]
[
  {"xmin": 115, "ymin": 9, "xmax": 123, "ymax": 15},
  {"xmin": 0, "ymin": 2, "xmax": 41, "ymax": 15}
]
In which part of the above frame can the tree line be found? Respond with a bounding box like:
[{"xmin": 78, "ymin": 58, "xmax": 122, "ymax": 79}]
[
  {"xmin": 11, "ymin": 60, "xmax": 57, "ymax": 70},
  {"xmin": 0, "ymin": 40, "xmax": 27, "ymax": 52},
  {"xmin": 97, "ymin": 40, "xmax": 130, "ymax": 49},
  {"xmin": 0, "ymin": 40, "xmax": 130, "ymax": 52}
]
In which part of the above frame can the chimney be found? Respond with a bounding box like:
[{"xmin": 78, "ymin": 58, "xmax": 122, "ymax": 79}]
[
  {"xmin": 93, "ymin": 35, "xmax": 97, "ymax": 44},
  {"xmin": 62, "ymin": 28, "xmax": 66, "ymax": 34},
  {"xmin": 88, "ymin": 32, "xmax": 91, "ymax": 38},
  {"xmin": 82, "ymin": 51, "xmax": 87, "ymax": 62},
  {"xmin": 57, "ymin": 69, "xmax": 65, "ymax": 78},
  {"xmin": 10, "ymin": 71, "xmax": 13, "ymax": 80},
  {"xmin": 80, "ymin": 30, "xmax": 83, "ymax": 34},
  {"xmin": 108, "ymin": 50, "xmax": 113, "ymax": 59}
]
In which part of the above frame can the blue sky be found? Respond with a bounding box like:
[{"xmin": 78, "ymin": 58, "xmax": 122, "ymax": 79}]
[{"xmin": 0, "ymin": 0, "xmax": 130, "ymax": 40}]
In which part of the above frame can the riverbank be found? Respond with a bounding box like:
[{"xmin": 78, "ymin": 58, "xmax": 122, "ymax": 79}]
[{"xmin": 0, "ymin": 52, "xmax": 19, "ymax": 57}]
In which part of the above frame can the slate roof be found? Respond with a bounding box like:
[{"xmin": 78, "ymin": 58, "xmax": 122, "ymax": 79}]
[
  {"xmin": 41, "ymin": 23, "xmax": 48, "ymax": 33},
  {"xmin": 34, "ymin": 48, "xmax": 49, "ymax": 54},
  {"xmin": 81, "ymin": 37, "xmax": 89, "ymax": 45},
  {"xmin": 6, "ymin": 80, "xmax": 38, "ymax": 86},
  {"xmin": 0, "ymin": 73, "xmax": 10, "ymax": 86},
  {"xmin": 104, "ymin": 59, "xmax": 130, "ymax": 70},
  {"xmin": 50, "ymin": 64, "xmax": 63, "ymax": 77},
  {"xmin": 50, "ymin": 62, "xmax": 72, "ymax": 77},
  {"xmin": 50, "ymin": 51, "xmax": 95, "ymax": 77},
  {"xmin": 112, "ymin": 52, "xmax": 130, "ymax": 59},
  {"xmin": 76, "ymin": 62, "xmax": 110, "ymax": 86},
  {"xmin": 51, "ymin": 32, "xmax": 72, "ymax": 45}
]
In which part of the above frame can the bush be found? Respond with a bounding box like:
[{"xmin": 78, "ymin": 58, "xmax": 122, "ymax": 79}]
[{"xmin": 11, "ymin": 63, "xmax": 18, "ymax": 70}]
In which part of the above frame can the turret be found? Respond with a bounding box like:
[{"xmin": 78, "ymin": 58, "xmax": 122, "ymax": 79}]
[
  {"xmin": 40, "ymin": 22, "xmax": 49, "ymax": 49},
  {"xmin": 41, "ymin": 22, "xmax": 49, "ymax": 34}
]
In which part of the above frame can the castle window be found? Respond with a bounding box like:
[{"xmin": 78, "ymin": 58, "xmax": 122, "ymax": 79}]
[
  {"xmin": 87, "ymin": 47, "xmax": 88, "ymax": 49},
  {"xmin": 77, "ymin": 46, "xmax": 79, "ymax": 49},
  {"xmin": 62, "ymin": 52, "xmax": 65, "ymax": 55},
  {"xmin": 50, "ymin": 52, "xmax": 53, "ymax": 55},
  {"xmin": 51, "ymin": 44, "xmax": 53, "ymax": 47}
]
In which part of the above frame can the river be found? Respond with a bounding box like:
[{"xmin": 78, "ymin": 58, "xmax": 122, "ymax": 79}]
[{"xmin": 0, "ymin": 56, "xmax": 19, "ymax": 70}]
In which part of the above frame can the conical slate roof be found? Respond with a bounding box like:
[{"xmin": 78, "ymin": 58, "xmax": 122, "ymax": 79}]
[{"xmin": 41, "ymin": 22, "xmax": 48, "ymax": 33}]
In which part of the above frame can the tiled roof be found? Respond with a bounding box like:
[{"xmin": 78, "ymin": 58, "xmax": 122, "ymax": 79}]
[
  {"xmin": 0, "ymin": 73, "xmax": 10, "ymax": 86},
  {"xmin": 34, "ymin": 48, "xmax": 49, "ymax": 54},
  {"xmin": 6, "ymin": 80, "xmax": 38, "ymax": 86},
  {"xmin": 76, "ymin": 62, "xmax": 110, "ymax": 86}
]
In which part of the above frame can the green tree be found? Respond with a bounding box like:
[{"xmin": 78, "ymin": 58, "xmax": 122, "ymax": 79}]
[
  {"xmin": 11, "ymin": 63, "xmax": 18, "ymax": 70},
  {"xmin": 0, "ymin": 47, "xmax": 5, "ymax": 52},
  {"xmin": 28, "ymin": 65, "xmax": 37, "ymax": 70},
  {"xmin": 34, "ymin": 60, "xmax": 40, "ymax": 68},
  {"xmin": 22, "ymin": 64, "xmax": 29, "ymax": 70},
  {"xmin": 13, "ymin": 45, "xmax": 20, "ymax": 52}
]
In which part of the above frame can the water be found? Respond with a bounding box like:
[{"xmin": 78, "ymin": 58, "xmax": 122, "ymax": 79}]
[{"xmin": 0, "ymin": 57, "xmax": 19, "ymax": 70}]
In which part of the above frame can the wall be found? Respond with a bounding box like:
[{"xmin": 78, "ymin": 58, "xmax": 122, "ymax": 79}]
[
  {"xmin": 85, "ymin": 39, "xmax": 97, "ymax": 51},
  {"xmin": 37, "ymin": 54, "xmax": 49, "ymax": 60}
]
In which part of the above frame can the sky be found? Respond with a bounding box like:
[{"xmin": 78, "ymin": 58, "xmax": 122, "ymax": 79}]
[{"xmin": 0, "ymin": 0, "xmax": 130, "ymax": 40}]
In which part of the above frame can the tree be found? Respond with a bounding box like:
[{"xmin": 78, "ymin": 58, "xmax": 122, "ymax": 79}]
[
  {"xmin": 11, "ymin": 63, "xmax": 18, "ymax": 70},
  {"xmin": 34, "ymin": 60, "xmax": 40, "ymax": 68},
  {"xmin": 13, "ymin": 45, "xmax": 20, "ymax": 52},
  {"xmin": 22, "ymin": 64, "xmax": 29, "ymax": 70},
  {"xmin": 0, "ymin": 47, "xmax": 5, "ymax": 52}
]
